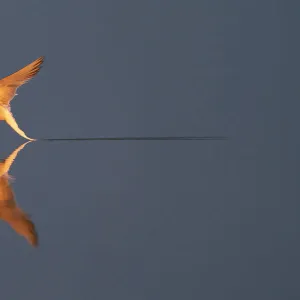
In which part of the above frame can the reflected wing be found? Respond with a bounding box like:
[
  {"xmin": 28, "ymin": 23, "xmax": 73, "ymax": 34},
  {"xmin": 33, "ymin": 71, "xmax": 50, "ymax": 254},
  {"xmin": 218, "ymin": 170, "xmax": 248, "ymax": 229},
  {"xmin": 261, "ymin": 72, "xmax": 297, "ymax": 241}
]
[
  {"xmin": 0, "ymin": 56, "xmax": 44, "ymax": 106},
  {"xmin": 0, "ymin": 141, "xmax": 31, "ymax": 176},
  {"xmin": 0, "ymin": 142, "xmax": 38, "ymax": 247},
  {"xmin": 5, "ymin": 206, "xmax": 38, "ymax": 247},
  {"xmin": 0, "ymin": 177, "xmax": 38, "ymax": 247}
]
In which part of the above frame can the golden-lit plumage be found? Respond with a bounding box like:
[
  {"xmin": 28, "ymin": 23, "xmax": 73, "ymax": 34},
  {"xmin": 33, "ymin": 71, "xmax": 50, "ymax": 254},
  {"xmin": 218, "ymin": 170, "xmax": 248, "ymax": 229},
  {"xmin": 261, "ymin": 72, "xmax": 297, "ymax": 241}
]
[
  {"xmin": 0, "ymin": 142, "xmax": 38, "ymax": 247},
  {"xmin": 0, "ymin": 57, "xmax": 44, "ymax": 140}
]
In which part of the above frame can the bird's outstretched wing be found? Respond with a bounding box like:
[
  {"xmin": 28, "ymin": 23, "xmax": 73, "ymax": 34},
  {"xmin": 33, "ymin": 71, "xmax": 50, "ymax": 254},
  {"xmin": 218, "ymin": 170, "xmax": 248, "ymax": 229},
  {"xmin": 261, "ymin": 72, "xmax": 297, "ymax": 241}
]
[{"xmin": 0, "ymin": 56, "xmax": 44, "ymax": 106}]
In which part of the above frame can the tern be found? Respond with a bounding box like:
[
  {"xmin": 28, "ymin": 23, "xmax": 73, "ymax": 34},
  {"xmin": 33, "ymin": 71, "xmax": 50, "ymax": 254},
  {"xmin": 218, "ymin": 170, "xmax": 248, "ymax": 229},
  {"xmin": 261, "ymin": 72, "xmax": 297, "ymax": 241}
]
[
  {"xmin": 0, "ymin": 56, "xmax": 44, "ymax": 141},
  {"xmin": 0, "ymin": 141, "xmax": 38, "ymax": 247}
]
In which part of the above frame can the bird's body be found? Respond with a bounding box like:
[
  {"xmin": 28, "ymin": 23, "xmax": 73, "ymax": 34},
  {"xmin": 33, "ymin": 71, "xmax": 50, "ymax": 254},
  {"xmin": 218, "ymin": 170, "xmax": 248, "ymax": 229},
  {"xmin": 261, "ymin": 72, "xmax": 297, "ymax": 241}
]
[{"xmin": 0, "ymin": 57, "xmax": 44, "ymax": 140}]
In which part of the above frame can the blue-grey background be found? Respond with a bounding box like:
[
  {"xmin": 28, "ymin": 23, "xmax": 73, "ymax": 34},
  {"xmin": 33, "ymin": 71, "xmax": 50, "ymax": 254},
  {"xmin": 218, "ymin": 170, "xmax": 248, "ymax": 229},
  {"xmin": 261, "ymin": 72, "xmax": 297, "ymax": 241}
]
[{"xmin": 0, "ymin": 0, "xmax": 291, "ymax": 299}]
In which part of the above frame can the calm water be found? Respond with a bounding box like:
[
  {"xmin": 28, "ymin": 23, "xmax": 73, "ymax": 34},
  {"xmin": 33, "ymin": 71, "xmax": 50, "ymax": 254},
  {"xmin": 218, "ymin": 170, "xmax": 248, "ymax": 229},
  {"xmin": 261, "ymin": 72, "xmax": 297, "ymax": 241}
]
[
  {"xmin": 0, "ymin": 139, "xmax": 231, "ymax": 299},
  {"xmin": 0, "ymin": 0, "xmax": 297, "ymax": 299},
  {"xmin": 0, "ymin": 137, "xmax": 282, "ymax": 299}
]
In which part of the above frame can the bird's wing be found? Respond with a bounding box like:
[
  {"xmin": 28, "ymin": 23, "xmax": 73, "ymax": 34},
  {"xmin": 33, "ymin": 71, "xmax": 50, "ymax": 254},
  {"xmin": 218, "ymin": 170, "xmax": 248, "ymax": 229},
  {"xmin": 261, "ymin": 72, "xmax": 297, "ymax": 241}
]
[
  {"xmin": 0, "ymin": 56, "xmax": 44, "ymax": 106},
  {"xmin": 3, "ymin": 108, "xmax": 35, "ymax": 141}
]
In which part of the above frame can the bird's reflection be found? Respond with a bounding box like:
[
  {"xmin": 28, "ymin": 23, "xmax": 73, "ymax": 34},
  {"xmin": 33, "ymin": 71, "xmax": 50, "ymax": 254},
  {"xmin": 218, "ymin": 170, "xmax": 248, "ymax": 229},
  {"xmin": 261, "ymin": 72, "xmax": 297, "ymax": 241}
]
[{"xmin": 0, "ymin": 141, "xmax": 38, "ymax": 247}]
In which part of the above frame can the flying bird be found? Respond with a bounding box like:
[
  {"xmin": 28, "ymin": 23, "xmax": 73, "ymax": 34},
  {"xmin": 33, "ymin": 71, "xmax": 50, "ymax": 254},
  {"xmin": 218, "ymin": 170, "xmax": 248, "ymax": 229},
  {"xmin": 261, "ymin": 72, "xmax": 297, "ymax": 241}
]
[
  {"xmin": 0, "ymin": 56, "xmax": 44, "ymax": 141},
  {"xmin": 0, "ymin": 141, "xmax": 38, "ymax": 247}
]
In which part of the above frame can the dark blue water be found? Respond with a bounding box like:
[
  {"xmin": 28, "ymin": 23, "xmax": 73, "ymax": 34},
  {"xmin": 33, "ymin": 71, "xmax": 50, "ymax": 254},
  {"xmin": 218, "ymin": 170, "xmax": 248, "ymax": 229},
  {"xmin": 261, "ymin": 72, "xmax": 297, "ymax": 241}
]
[{"xmin": 0, "ymin": 0, "xmax": 297, "ymax": 299}]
